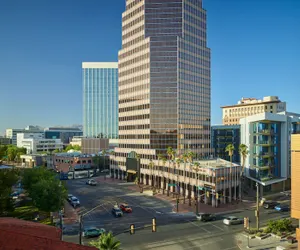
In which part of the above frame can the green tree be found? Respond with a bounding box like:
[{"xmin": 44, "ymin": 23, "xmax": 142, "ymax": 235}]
[
  {"xmin": 7, "ymin": 146, "xmax": 17, "ymax": 162},
  {"xmin": 225, "ymin": 144, "xmax": 235, "ymax": 202},
  {"xmin": 187, "ymin": 151, "xmax": 195, "ymax": 200},
  {"xmin": 21, "ymin": 167, "xmax": 55, "ymax": 192},
  {"xmin": 0, "ymin": 168, "xmax": 19, "ymax": 215},
  {"xmin": 29, "ymin": 178, "xmax": 67, "ymax": 213},
  {"xmin": 148, "ymin": 160, "xmax": 155, "ymax": 190},
  {"xmin": 89, "ymin": 232, "xmax": 121, "ymax": 250},
  {"xmin": 175, "ymin": 158, "xmax": 182, "ymax": 196},
  {"xmin": 193, "ymin": 162, "xmax": 200, "ymax": 214},
  {"xmin": 238, "ymin": 144, "xmax": 249, "ymax": 200}
]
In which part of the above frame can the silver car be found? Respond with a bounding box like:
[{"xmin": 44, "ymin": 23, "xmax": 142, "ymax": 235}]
[
  {"xmin": 223, "ymin": 216, "xmax": 243, "ymax": 225},
  {"xmin": 70, "ymin": 196, "xmax": 80, "ymax": 208}
]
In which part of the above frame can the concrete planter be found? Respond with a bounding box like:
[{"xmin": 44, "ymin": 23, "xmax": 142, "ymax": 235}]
[
  {"xmin": 255, "ymin": 233, "xmax": 270, "ymax": 240},
  {"xmin": 242, "ymin": 233, "xmax": 256, "ymax": 239},
  {"xmin": 271, "ymin": 233, "xmax": 286, "ymax": 239}
]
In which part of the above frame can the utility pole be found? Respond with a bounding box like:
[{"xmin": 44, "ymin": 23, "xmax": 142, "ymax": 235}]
[
  {"xmin": 256, "ymin": 182, "xmax": 259, "ymax": 231},
  {"xmin": 59, "ymin": 210, "xmax": 63, "ymax": 241}
]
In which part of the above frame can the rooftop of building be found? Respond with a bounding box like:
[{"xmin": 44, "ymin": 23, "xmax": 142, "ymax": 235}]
[
  {"xmin": 221, "ymin": 96, "xmax": 283, "ymax": 108},
  {"xmin": 0, "ymin": 217, "xmax": 95, "ymax": 250},
  {"xmin": 165, "ymin": 158, "xmax": 240, "ymax": 169},
  {"xmin": 55, "ymin": 152, "xmax": 92, "ymax": 158},
  {"xmin": 211, "ymin": 124, "xmax": 241, "ymax": 129},
  {"xmin": 82, "ymin": 62, "xmax": 118, "ymax": 69}
]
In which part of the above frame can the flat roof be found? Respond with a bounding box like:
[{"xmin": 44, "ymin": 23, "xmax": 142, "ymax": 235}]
[
  {"xmin": 221, "ymin": 100, "xmax": 281, "ymax": 109},
  {"xmin": 82, "ymin": 62, "xmax": 118, "ymax": 69}
]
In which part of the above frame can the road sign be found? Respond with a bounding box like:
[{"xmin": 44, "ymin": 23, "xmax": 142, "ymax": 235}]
[{"xmin": 168, "ymin": 183, "xmax": 176, "ymax": 187}]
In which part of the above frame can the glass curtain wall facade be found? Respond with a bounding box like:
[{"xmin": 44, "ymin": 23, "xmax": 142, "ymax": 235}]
[
  {"xmin": 116, "ymin": 0, "xmax": 211, "ymax": 169},
  {"xmin": 83, "ymin": 62, "xmax": 118, "ymax": 139}
]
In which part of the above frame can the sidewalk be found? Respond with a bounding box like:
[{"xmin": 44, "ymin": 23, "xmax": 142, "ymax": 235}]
[
  {"xmin": 235, "ymin": 232, "xmax": 298, "ymax": 250},
  {"xmin": 126, "ymin": 184, "xmax": 257, "ymax": 214}
]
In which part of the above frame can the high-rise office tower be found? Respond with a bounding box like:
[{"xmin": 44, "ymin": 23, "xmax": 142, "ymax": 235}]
[
  {"xmin": 82, "ymin": 62, "xmax": 118, "ymax": 139},
  {"xmin": 114, "ymin": 0, "xmax": 211, "ymax": 177}
]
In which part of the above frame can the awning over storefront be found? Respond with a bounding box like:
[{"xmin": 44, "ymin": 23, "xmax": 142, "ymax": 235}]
[{"xmin": 127, "ymin": 170, "xmax": 137, "ymax": 174}]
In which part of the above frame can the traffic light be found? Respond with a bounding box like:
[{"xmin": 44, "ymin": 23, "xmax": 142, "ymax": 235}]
[
  {"xmin": 152, "ymin": 217, "xmax": 157, "ymax": 232},
  {"xmin": 130, "ymin": 224, "xmax": 135, "ymax": 234}
]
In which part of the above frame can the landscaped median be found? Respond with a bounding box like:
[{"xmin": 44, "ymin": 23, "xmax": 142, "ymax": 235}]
[{"xmin": 243, "ymin": 218, "xmax": 298, "ymax": 244}]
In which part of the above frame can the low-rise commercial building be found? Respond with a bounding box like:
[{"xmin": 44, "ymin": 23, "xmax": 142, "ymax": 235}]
[
  {"xmin": 17, "ymin": 133, "xmax": 63, "ymax": 154},
  {"xmin": 211, "ymin": 125, "xmax": 240, "ymax": 163},
  {"xmin": 81, "ymin": 138, "xmax": 109, "ymax": 154},
  {"xmin": 44, "ymin": 127, "xmax": 83, "ymax": 145},
  {"xmin": 240, "ymin": 112, "xmax": 300, "ymax": 194},
  {"xmin": 20, "ymin": 154, "xmax": 46, "ymax": 168},
  {"xmin": 53, "ymin": 152, "xmax": 93, "ymax": 172},
  {"xmin": 111, "ymin": 154, "xmax": 241, "ymax": 207},
  {"xmin": 6, "ymin": 126, "xmax": 44, "ymax": 145},
  {"xmin": 222, "ymin": 96, "xmax": 286, "ymax": 125},
  {"xmin": 70, "ymin": 136, "xmax": 82, "ymax": 147}
]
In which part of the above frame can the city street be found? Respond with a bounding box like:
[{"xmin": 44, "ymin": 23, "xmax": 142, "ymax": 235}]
[{"xmin": 63, "ymin": 178, "xmax": 292, "ymax": 249}]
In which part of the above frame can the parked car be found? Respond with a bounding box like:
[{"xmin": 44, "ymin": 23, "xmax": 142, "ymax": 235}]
[
  {"xmin": 82, "ymin": 227, "xmax": 106, "ymax": 238},
  {"xmin": 120, "ymin": 204, "xmax": 132, "ymax": 213},
  {"xmin": 86, "ymin": 179, "xmax": 97, "ymax": 186},
  {"xmin": 112, "ymin": 206, "xmax": 123, "ymax": 217},
  {"xmin": 196, "ymin": 213, "xmax": 217, "ymax": 222},
  {"xmin": 10, "ymin": 191, "xmax": 20, "ymax": 200},
  {"xmin": 101, "ymin": 169, "xmax": 109, "ymax": 173},
  {"xmin": 223, "ymin": 216, "xmax": 243, "ymax": 225},
  {"xmin": 263, "ymin": 201, "xmax": 279, "ymax": 209},
  {"xmin": 70, "ymin": 197, "xmax": 80, "ymax": 208},
  {"xmin": 274, "ymin": 204, "xmax": 290, "ymax": 212},
  {"xmin": 67, "ymin": 194, "xmax": 74, "ymax": 202}
]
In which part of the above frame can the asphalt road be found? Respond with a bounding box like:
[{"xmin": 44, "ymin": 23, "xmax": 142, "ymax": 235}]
[{"xmin": 64, "ymin": 178, "xmax": 292, "ymax": 250}]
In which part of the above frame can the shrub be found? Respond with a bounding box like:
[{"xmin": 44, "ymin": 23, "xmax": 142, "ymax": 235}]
[
  {"xmin": 267, "ymin": 219, "xmax": 293, "ymax": 234},
  {"xmin": 256, "ymin": 232, "xmax": 262, "ymax": 237}
]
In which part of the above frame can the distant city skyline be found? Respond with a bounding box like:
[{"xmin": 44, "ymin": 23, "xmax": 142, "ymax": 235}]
[{"xmin": 0, "ymin": 0, "xmax": 299, "ymax": 133}]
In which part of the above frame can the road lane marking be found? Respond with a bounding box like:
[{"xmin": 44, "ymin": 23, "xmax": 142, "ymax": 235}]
[
  {"xmin": 187, "ymin": 220, "xmax": 211, "ymax": 233},
  {"xmin": 208, "ymin": 222, "xmax": 224, "ymax": 231}
]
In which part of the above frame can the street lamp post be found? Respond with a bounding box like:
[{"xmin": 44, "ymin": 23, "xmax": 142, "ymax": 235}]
[
  {"xmin": 79, "ymin": 203, "xmax": 107, "ymax": 245},
  {"xmin": 256, "ymin": 182, "xmax": 260, "ymax": 231}
]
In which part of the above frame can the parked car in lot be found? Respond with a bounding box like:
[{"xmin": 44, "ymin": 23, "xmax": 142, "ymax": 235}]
[
  {"xmin": 10, "ymin": 191, "xmax": 20, "ymax": 200},
  {"xmin": 223, "ymin": 216, "xmax": 243, "ymax": 225},
  {"xmin": 263, "ymin": 201, "xmax": 279, "ymax": 209},
  {"xmin": 86, "ymin": 179, "xmax": 97, "ymax": 186},
  {"xmin": 70, "ymin": 197, "xmax": 80, "ymax": 208},
  {"xmin": 120, "ymin": 204, "xmax": 132, "ymax": 213},
  {"xmin": 67, "ymin": 194, "xmax": 74, "ymax": 202},
  {"xmin": 274, "ymin": 204, "xmax": 290, "ymax": 212},
  {"xmin": 196, "ymin": 213, "xmax": 217, "ymax": 222},
  {"xmin": 82, "ymin": 227, "xmax": 106, "ymax": 238},
  {"xmin": 112, "ymin": 206, "xmax": 123, "ymax": 217}
]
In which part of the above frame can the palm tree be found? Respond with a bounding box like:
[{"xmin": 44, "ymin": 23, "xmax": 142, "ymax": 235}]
[
  {"xmin": 193, "ymin": 162, "xmax": 200, "ymax": 214},
  {"xmin": 225, "ymin": 144, "xmax": 235, "ymax": 202},
  {"xmin": 109, "ymin": 151, "xmax": 115, "ymax": 178},
  {"xmin": 182, "ymin": 153, "xmax": 189, "ymax": 203},
  {"xmin": 175, "ymin": 158, "xmax": 182, "ymax": 196},
  {"xmin": 161, "ymin": 157, "xmax": 167, "ymax": 194},
  {"xmin": 157, "ymin": 153, "xmax": 163, "ymax": 191},
  {"xmin": 239, "ymin": 144, "xmax": 249, "ymax": 201},
  {"xmin": 89, "ymin": 232, "xmax": 121, "ymax": 250},
  {"xmin": 101, "ymin": 149, "xmax": 107, "ymax": 171},
  {"xmin": 148, "ymin": 160, "xmax": 155, "ymax": 190},
  {"xmin": 187, "ymin": 151, "xmax": 195, "ymax": 201},
  {"xmin": 167, "ymin": 147, "xmax": 174, "ymax": 195}
]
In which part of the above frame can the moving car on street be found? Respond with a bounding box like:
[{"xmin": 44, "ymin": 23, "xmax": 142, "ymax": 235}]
[
  {"xmin": 274, "ymin": 204, "xmax": 290, "ymax": 212},
  {"xmin": 82, "ymin": 227, "xmax": 106, "ymax": 238},
  {"xmin": 223, "ymin": 216, "xmax": 243, "ymax": 225},
  {"xmin": 67, "ymin": 194, "xmax": 74, "ymax": 202},
  {"xmin": 86, "ymin": 179, "xmax": 97, "ymax": 186},
  {"xmin": 112, "ymin": 206, "xmax": 123, "ymax": 217},
  {"xmin": 70, "ymin": 196, "xmax": 80, "ymax": 208},
  {"xmin": 264, "ymin": 201, "xmax": 278, "ymax": 209},
  {"xmin": 120, "ymin": 204, "xmax": 132, "ymax": 213},
  {"xmin": 196, "ymin": 213, "xmax": 217, "ymax": 222}
]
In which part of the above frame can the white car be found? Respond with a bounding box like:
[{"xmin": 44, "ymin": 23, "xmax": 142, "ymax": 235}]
[
  {"xmin": 223, "ymin": 216, "xmax": 243, "ymax": 225},
  {"xmin": 67, "ymin": 194, "xmax": 74, "ymax": 202},
  {"xmin": 70, "ymin": 197, "xmax": 80, "ymax": 208}
]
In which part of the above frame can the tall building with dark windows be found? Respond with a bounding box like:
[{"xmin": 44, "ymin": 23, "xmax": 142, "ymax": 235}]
[
  {"xmin": 82, "ymin": 62, "xmax": 118, "ymax": 139},
  {"xmin": 113, "ymin": 0, "xmax": 211, "ymax": 180}
]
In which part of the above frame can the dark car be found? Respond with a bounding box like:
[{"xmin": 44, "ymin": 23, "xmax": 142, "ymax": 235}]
[
  {"xmin": 112, "ymin": 206, "xmax": 123, "ymax": 217},
  {"xmin": 82, "ymin": 227, "xmax": 106, "ymax": 238},
  {"xmin": 274, "ymin": 204, "xmax": 290, "ymax": 212},
  {"xmin": 264, "ymin": 201, "xmax": 278, "ymax": 209},
  {"xmin": 196, "ymin": 213, "xmax": 217, "ymax": 222}
]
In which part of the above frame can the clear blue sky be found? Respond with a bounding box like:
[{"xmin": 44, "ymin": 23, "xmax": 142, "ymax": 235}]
[{"xmin": 0, "ymin": 0, "xmax": 299, "ymax": 134}]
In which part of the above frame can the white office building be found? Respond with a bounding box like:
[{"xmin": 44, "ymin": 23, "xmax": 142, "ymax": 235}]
[
  {"xmin": 6, "ymin": 126, "xmax": 44, "ymax": 145},
  {"xmin": 17, "ymin": 133, "xmax": 63, "ymax": 154},
  {"xmin": 240, "ymin": 111, "xmax": 300, "ymax": 194}
]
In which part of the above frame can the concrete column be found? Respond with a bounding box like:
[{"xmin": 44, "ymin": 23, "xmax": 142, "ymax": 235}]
[
  {"xmin": 212, "ymin": 195, "xmax": 216, "ymax": 207},
  {"xmin": 204, "ymin": 192, "xmax": 208, "ymax": 204},
  {"xmin": 223, "ymin": 188, "xmax": 226, "ymax": 204},
  {"xmin": 260, "ymin": 184, "xmax": 264, "ymax": 198}
]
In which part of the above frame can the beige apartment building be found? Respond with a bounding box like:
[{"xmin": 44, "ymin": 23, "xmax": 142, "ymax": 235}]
[
  {"xmin": 291, "ymin": 134, "xmax": 300, "ymax": 247},
  {"xmin": 221, "ymin": 96, "xmax": 286, "ymax": 125}
]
